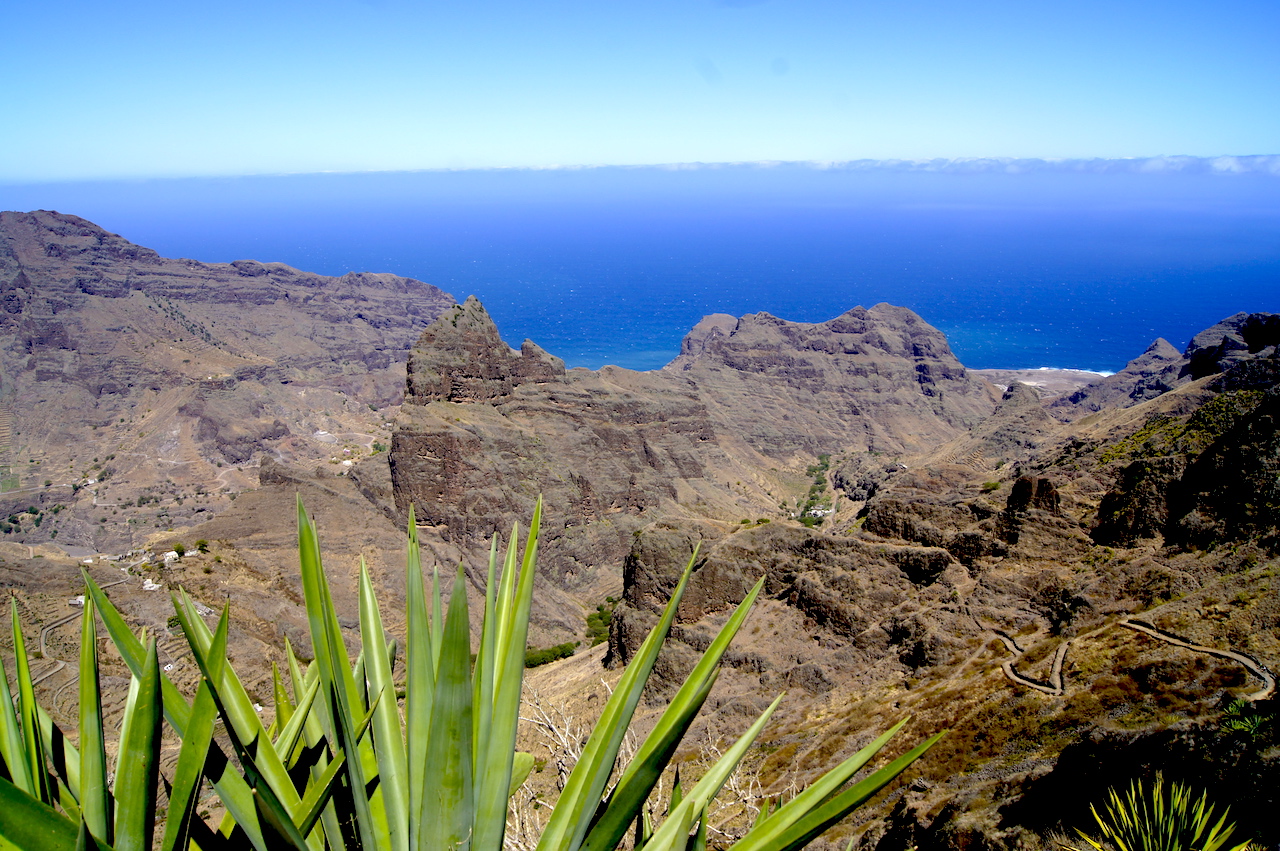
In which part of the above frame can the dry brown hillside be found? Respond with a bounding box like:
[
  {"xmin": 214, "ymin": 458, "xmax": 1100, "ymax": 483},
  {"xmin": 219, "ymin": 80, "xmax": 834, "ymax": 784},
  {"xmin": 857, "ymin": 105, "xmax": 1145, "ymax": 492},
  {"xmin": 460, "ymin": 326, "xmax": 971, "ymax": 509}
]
[{"xmin": 2, "ymin": 212, "xmax": 1277, "ymax": 851}]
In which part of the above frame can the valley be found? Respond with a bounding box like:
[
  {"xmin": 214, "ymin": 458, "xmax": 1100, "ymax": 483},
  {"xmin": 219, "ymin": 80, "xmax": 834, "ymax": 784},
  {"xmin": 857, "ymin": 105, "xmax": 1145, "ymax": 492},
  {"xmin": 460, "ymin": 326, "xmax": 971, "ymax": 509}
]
[{"xmin": 1, "ymin": 210, "xmax": 1277, "ymax": 850}]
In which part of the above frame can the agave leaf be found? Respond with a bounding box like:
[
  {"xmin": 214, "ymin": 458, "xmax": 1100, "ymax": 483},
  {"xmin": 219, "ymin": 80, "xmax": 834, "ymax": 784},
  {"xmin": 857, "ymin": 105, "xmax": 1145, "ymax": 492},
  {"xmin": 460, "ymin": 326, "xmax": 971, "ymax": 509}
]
[
  {"xmin": 10, "ymin": 599, "xmax": 51, "ymax": 804},
  {"xmin": 198, "ymin": 618, "xmax": 312, "ymax": 851},
  {"xmin": 1, "ymin": 672, "xmax": 76, "ymax": 825},
  {"xmin": 582, "ymin": 576, "xmax": 765, "ymax": 851},
  {"xmin": 0, "ymin": 775, "xmax": 79, "ymax": 851},
  {"xmin": 470, "ymin": 532, "xmax": 504, "ymax": 845},
  {"xmin": 403, "ymin": 504, "xmax": 434, "ymax": 850},
  {"xmin": 285, "ymin": 639, "xmax": 346, "ymax": 850},
  {"xmin": 159, "ymin": 677, "xmax": 217, "ymax": 851},
  {"xmin": 52, "ymin": 777, "xmax": 84, "ymax": 828},
  {"xmin": 81, "ymin": 575, "xmax": 270, "ymax": 851},
  {"xmin": 296, "ymin": 499, "xmax": 380, "ymax": 851},
  {"xmin": 688, "ymin": 806, "xmax": 708, "ymax": 851},
  {"xmin": 419, "ymin": 568, "xmax": 474, "ymax": 851},
  {"xmin": 291, "ymin": 749, "xmax": 348, "ymax": 838},
  {"xmin": 646, "ymin": 696, "xmax": 783, "ymax": 851},
  {"xmin": 737, "ymin": 718, "xmax": 911, "ymax": 848},
  {"xmin": 84, "ymin": 574, "xmax": 189, "ymax": 730},
  {"xmin": 472, "ymin": 533, "xmax": 501, "ymax": 776},
  {"xmin": 75, "ymin": 816, "xmax": 115, "ymax": 851},
  {"xmin": 638, "ymin": 807, "xmax": 654, "ymax": 850},
  {"xmin": 272, "ymin": 663, "xmax": 295, "ymax": 738},
  {"xmin": 0, "ymin": 647, "xmax": 34, "ymax": 797},
  {"xmin": 36, "ymin": 703, "xmax": 82, "ymax": 807},
  {"xmin": 537, "ymin": 551, "xmax": 696, "ymax": 851},
  {"xmin": 645, "ymin": 796, "xmax": 702, "ymax": 851},
  {"xmin": 112, "ymin": 639, "xmax": 161, "ymax": 851},
  {"xmin": 474, "ymin": 500, "xmax": 541, "ymax": 851},
  {"xmin": 173, "ymin": 597, "xmax": 275, "ymax": 851},
  {"xmin": 274, "ymin": 677, "xmax": 321, "ymax": 770},
  {"xmin": 176, "ymin": 596, "xmax": 312, "ymax": 834},
  {"xmin": 510, "ymin": 752, "xmax": 536, "ymax": 799},
  {"xmin": 752, "ymin": 731, "xmax": 945, "ymax": 851},
  {"xmin": 285, "ymin": 640, "xmax": 329, "ymax": 758},
  {"xmin": 359, "ymin": 559, "xmax": 409, "ymax": 851},
  {"xmin": 431, "ymin": 566, "xmax": 445, "ymax": 677},
  {"xmin": 201, "ymin": 744, "xmax": 271, "ymax": 851},
  {"xmin": 77, "ymin": 595, "xmax": 111, "ymax": 845}
]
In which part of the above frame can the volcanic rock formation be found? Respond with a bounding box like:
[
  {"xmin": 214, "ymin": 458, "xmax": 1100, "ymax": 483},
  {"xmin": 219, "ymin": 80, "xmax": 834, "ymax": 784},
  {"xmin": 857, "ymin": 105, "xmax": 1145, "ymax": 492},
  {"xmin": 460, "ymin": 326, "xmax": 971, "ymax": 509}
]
[
  {"xmin": 0, "ymin": 210, "xmax": 454, "ymax": 550},
  {"xmin": 3, "ymin": 211, "xmax": 1278, "ymax": 851}
]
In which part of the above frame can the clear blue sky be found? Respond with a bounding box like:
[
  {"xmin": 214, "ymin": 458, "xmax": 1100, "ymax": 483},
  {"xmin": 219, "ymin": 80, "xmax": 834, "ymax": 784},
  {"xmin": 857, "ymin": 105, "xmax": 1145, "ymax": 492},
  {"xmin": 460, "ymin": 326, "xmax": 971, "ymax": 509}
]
[{"xmin": 4, "ymin": 0, "xmax": 1278, "ymax": 181}]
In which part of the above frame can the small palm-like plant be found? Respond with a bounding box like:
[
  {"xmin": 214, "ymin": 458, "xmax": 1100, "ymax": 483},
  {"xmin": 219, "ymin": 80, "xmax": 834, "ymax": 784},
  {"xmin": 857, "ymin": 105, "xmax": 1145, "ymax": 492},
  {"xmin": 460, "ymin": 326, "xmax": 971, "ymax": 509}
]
[
  {"xmin": 0, "ymin": 498, "xmax": 939, "ymax": 850},
  {"xmin": 1063, "ymin": 773, "xmax": 1252, "ymax": 851}
]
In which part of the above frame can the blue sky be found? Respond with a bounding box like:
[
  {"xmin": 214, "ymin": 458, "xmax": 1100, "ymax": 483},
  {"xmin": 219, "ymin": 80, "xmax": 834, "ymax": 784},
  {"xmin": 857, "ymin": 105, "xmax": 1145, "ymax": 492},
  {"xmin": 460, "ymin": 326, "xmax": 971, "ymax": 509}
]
[{"xmin": 4, "ymin": 0, "xmax": 1278, "ymax": 181}]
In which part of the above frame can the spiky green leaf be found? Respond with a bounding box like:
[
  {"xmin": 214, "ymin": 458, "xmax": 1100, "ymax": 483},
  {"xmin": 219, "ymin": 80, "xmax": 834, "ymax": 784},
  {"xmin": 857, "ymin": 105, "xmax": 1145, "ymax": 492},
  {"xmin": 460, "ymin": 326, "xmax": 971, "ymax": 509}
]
[
  {"xmin": 112, "ymin": 640, "xmax": 161, "ymax": 851},
  {"xmin": 419, "ymin": 569, "xmax": 474, "ymax": 851},
  {"xmin": 0, "ymin": 775, "xmax": 79, "ymax": 851},
  {"xmin": 77, "ymin": 595, "xmax": 111, "ymax": 845}
]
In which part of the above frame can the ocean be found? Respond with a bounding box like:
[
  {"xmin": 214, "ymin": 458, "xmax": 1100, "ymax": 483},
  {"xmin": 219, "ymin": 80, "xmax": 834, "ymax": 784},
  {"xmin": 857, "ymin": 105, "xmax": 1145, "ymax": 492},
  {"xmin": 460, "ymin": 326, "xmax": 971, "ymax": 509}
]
[{"xmin": 4, "ymin": 164, "xmax": 1278, "ymax": 372}]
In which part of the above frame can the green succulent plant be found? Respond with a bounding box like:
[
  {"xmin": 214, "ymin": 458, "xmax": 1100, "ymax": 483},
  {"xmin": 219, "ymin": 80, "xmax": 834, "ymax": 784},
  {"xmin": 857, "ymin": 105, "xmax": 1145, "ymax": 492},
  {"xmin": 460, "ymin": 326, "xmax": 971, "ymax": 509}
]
[
  {"xmin": 1062, "ymin": 773, "xmax": 1253, "ymax": 851},
  {"xmin": 0, "ymin": 498, "xmax": 939, "ymax": 850}
]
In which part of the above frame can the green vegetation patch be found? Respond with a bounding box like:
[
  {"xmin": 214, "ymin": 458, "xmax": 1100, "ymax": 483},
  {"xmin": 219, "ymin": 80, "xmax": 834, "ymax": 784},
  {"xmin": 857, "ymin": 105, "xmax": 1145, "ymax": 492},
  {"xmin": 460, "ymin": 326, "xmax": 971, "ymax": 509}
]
[
  {"xmin": 586, "ymin": 597, "xmax": 617, "ymax": 646},
  {"xmin": 524, "ymin": 641, "xmax": 578, "ymax": 667},
  {"xmin": 1098, "ymin": 390, "xmax": 1266, "ymax": 467},
  {"xmin": 799, "ymin": 453, "xmax": 834, "ymax": 526}
]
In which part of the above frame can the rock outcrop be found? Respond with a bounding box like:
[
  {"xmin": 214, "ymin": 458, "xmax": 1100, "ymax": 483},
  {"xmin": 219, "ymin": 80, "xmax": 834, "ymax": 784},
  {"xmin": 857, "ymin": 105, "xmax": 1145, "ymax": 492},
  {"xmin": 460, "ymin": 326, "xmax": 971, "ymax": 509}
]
[
  {"xmin": 388, "ymin": 300, "xmax": 1005, "ymax": 586},
  {"xmin": 1054, "ymin": 311, "xmax": 1279, "ymax": 418},
  {"xmin": 6, "ymin": 210, "xmax": 1279, "ymax": 851},
  {"xmin": 1182, "ymin": 312, "xmax": 1280, "ymax": 380},
  {"xmin": 1054, "ymin": 338, "xmax": 1185, "ymax": 413},
  {"xmin": 667, "ymin": 304, "xmax": 1000, "ymax": 458}
]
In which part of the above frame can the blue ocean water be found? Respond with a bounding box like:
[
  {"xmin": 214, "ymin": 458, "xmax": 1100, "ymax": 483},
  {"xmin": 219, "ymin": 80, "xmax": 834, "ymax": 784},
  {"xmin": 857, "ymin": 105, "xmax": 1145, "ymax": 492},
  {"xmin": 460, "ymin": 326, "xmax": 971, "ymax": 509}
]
[{"xmin": 3, "ymin": 166, "xmax": 1278, "ymax": 372}]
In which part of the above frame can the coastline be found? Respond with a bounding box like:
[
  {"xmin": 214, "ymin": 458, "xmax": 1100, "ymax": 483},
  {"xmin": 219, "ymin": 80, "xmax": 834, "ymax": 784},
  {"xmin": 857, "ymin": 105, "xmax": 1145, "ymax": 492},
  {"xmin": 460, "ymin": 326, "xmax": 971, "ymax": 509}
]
[{"xmin": 971, "ymin": 367, "xmax": 1108, "ymax": 398}]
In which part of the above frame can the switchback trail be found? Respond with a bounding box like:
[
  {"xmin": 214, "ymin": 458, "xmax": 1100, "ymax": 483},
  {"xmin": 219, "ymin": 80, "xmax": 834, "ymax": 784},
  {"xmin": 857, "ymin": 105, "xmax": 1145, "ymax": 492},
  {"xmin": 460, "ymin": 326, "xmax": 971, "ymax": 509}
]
[{"xmin": 1120, "ymin": 618, "xmax": 1276, "ymax": 702}]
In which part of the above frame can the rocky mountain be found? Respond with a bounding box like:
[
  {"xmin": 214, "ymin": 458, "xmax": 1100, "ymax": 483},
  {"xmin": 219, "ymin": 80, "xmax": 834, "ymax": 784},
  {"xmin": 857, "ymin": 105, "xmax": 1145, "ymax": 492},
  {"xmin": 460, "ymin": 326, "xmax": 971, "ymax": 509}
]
[
  {"xmin": 0, "ymin": 210, "xmax": 454, "ymax": 552},
  {"xmin": 597, "ymin": 312, "xmax": 1280, "ymax": 850},
  {"xmin": 1, "ymin": 212, "xmax": 1277, "ymax": 851},
  {"xmin": 385, "ymin": 297, "xmax": 1001, "ymax": 596},
  {"xmin": 379, "ymin": 292, "xmax": 1277, "ymax": 849}
]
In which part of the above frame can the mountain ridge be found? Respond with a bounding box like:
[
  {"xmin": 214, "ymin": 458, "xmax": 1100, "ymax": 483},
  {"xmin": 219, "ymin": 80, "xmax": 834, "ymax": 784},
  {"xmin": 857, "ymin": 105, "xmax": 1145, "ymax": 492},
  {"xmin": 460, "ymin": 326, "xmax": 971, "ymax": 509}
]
[{"xmin": 0, "ymin": 211, "xmax": 1276, "ymax": 851}]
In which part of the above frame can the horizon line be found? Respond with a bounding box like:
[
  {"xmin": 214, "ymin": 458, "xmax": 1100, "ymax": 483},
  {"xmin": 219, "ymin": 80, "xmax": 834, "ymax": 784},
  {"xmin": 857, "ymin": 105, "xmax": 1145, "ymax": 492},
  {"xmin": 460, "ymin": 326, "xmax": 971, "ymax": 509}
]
[{"xmin": 5, "ymin": 154, "xmax": 1280, "ymax": 186}]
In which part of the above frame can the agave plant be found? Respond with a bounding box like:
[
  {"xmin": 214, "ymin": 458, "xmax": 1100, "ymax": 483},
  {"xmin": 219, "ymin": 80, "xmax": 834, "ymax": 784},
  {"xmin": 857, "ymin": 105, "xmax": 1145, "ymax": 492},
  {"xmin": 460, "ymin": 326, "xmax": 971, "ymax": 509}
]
[
  {"xmin": 0, "ymin": 593, "xmax": 169, "ymax": 851},
  {"xmin": 0, "ymin": 498, "xmax": 939, "ymax": 850},
  {"xmin": 1063, "ymin": 773, "xmax": 1253, "ymax": 851}
]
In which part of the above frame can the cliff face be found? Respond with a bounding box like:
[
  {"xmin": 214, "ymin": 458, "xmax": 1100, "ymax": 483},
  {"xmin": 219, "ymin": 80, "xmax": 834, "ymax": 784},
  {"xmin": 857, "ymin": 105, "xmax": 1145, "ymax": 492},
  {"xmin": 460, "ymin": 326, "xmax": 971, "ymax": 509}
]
[
  {"xmin": 390, "ymin": 299, "xmax": 729, "ymax": 590},
  {"xmin": 0, "ymin": 211, "xmax": 452, "ymax": 378},
  {"xmin": 387, "ymin": 299, "xmax": 1004, "ymax": 588},
  {"xmin": 666, "ymin": 303, "xmax": 1000, "ymax": 458},
  {"xmin": 597, "ymin": 312, "xmax": 1280, "ymax": 851},
  {"xmin": 0, "ymin": 210, "xmax": 454, "ymax": 551},
  {"xmin": 5, "ymin": 211, "xmax": 1278, "ymax": 851}
]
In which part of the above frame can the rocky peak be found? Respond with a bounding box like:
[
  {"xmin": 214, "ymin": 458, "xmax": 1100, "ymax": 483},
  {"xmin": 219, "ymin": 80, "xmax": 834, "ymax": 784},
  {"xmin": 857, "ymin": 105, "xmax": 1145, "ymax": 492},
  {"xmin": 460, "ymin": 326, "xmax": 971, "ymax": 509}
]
[
  {"xmin": 404, "ymin": 296, "xmax": 565, "ymax": 405},
  {"xmin": 665, "ymin": 313, "xmax": 738, "ymax": 371},
  {"xmin": 665, "ymin": 302, "xmax": 999, "ymax": 457},
  {"xmin": 1055, "ymin": 337, "xmax": 1186, "ymax": 415},
  {"xmin": 1183, "ymin": 311, "xmax": 1280, "ymax": 380},
  {"xmin": 1057, "ymin": 312, "xmax": 1280, "ymax": 418}
]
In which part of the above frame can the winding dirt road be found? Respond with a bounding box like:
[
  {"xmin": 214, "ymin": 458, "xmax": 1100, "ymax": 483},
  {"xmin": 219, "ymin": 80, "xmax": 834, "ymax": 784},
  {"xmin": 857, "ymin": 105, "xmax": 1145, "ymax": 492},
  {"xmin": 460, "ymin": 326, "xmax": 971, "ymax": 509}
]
[{"xmin": 1120, "ymin": 618, "xmax": 1276, "ymax": 702}]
